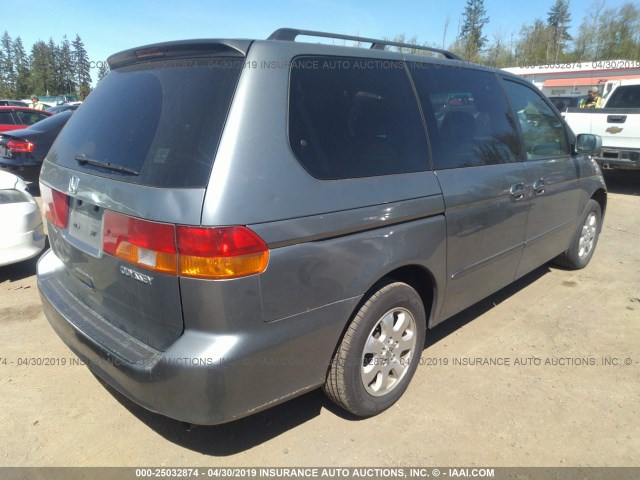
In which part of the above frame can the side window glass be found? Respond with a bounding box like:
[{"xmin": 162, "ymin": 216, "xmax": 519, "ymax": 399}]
[
  {"xmin": 35, "ymin": 112, "xmax": 50, "ymax": 122},
  {"xmin": 606, "ymin": 85, "xmax": 640, "ymax": 108},
  {"xmin": 502, "ymin": 80, "xmax": 569, "ymax": 160},
  {"xmin": 289, "ymin": 57, "xmax": 429, "ymax": 180},
  {"xmin": 0, "ymin": 112, "xmax": 15, "ymax": 124},
  {"xmin": 15, "ymin": 110, "xmax": 42, "ymax": 126},
  {"xmin": 410, "ymin": 63, "xmax": 521, "ymax": 170}
]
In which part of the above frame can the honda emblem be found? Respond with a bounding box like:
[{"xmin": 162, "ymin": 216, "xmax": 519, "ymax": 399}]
[{"xmin": 68, "ymin": 176, "xmax": 80, "ymax": 194}]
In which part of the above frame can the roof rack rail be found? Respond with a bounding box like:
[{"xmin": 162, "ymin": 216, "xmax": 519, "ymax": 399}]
[{"xmin": 268, "ymin": 28, "xmax": 461, "ymax": 61}]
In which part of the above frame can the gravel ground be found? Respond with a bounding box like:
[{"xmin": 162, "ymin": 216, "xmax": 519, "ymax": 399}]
[{"xmin": 0, "ymin": 170, "xmax": 638, "ymax": 468}]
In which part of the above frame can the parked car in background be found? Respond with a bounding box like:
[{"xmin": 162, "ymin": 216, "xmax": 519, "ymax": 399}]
[
  {"xmin": 46, "ymin": 104, "xmax": 80, "ymax": 115},
  {"xmin": 0, "ymin": 170, "xmax": 46, "ymax": 267},
  {"xmin": 564, "ymin": 79, "xmax": 640, "ymax": 170},
  {"xmin": 37, "ymin": 29, "xmax": 606, "ymax": 426},
  {"xmin": 53, "ymin": 94, "xmax": 79, "ymax": 105},
  {"xmin": 21, "ymin": 97, "xmax": 53, "ymax": 108},
  {"xmin": 0, "ymin": 100, "xmax": 29, "ymax": 107},
  {"xmin": 21, "ymin": 94, "xmax": 79, "ymax": 107},
  {"xmin": 0, "ymin": 107, "xmax": 51, "ymax": 133},
  {"xmin": 0, "ymin": 110, "xmax": 73, "ymax": 182},
  {"xmin": 547, "ymin": 94, "xmax": 588, "ymax": 114}
]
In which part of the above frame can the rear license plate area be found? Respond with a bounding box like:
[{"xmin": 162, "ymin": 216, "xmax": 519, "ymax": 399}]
[{"xmin": 68, "ymin": 199, "xmax": 103, "ymax": 252}]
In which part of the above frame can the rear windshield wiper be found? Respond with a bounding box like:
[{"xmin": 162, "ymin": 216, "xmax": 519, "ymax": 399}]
[{"xmin": 74, "ymin": 154, "xmax": 140, "ymax": 175}]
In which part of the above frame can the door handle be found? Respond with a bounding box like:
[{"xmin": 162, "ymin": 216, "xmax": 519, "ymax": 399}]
[
  {"xmin": 533, "ymin": 178, "xmax": 545, "ymax": 195},
  {"xmin": 510, "ymin": 183, "xmax": 525, "ymax": 201},
  {"xmin": 607, "ymin": 115, "xmax": 627, "ymax": 124}
]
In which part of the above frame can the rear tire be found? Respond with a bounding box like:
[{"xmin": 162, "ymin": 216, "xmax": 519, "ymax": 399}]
[
  {"xmin": 323, "ymin": 280, "xmax": 426, "ymax": 417},
  {"xmin": 554, "ymin": 199, "xmax": 602, "ymax": 270}
]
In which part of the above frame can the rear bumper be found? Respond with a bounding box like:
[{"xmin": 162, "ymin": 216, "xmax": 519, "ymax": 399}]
[
  {"xmin": 37, "ymin": 249, "xmax": 355, "ymax": 425},
  {"xmin": 596, "ymin": 148, "xmax": 640, "ymax": 170},
  {"xmin": 0, "ymin": 156, "xmax": 40, "ymax": 168},
  {"xmin": 0, "ymin": 212, "xmax": 45, "ymax": 267}
]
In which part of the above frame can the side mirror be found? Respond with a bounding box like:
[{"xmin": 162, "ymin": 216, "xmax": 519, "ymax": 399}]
[{"xmin": 576, "ymin": 134, "xmax": 602, "ymax": 155}]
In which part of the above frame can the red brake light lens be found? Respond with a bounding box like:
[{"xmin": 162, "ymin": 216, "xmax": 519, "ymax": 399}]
[
  {"xmin": 135, "ymin": 47, "xmax": 165, "ymax": 60},
  {"xmin": 177, "ymin": 226, "xmax": 270, "ymax": 279},
  {"xmin": 103, "ymin": 211, "xmax": 176, "ymax": 254},
  {"xmin": 177, "ymin": 226, "xmax": 268, "ymax": 257},
  {"xmin": 40, "ymin": 183, "xmax": 69, "ymax": 229},
  {"xmin": 6, "ymin": 139, "xmax": 35, "ymax": 153},
  {"xmin": 103, "ymin": 210, "xmax": 177, "ymax": 274},
  {"xmin": 102, "ymin": 211, "xmax": 269, "ymax": 279}
]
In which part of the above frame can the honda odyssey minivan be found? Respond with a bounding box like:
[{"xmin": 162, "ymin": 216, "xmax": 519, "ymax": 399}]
[{"xmin": 37, "ymin": 29, "xmax": 606, "ymax": 425}]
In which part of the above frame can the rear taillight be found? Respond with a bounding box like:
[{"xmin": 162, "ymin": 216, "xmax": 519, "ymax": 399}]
[
  {"xmin": 103, "ymin": 211, "xmax": 178, "ymax": 274},
  {"xmin": 6, "ymin": 139, "xmax": 35, "ymax": 153},
  {"xmin": 40, "ymin": 183, "xmax": 69, "ymax": 229},
  {"xmin": 177, "ymin": 226, "xmax": 270, "ymax": 279},
  {"xmin": 103, "ymin": 210, "xmax": 269, "ymax": 279}
]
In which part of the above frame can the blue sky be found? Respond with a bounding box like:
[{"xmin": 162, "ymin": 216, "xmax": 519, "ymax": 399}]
[{"xmin": 2, "ymin": 0, "xmax": 634, "ymax": 82}]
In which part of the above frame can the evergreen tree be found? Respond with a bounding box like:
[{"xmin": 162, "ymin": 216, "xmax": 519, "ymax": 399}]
[
  {"xmin": 13, "ymin": 37, "xmax": 30, "ymax": 98},
  {"xmin": 0, "ymin": 40, "xmax": 6, "ymax": 97},
  {"xmin": 47, "ymin": 38, "xmax": 60, "ymax": 94},
  {"xmin": 458, "ymin": 0, "xmax": 490, "ymax": 62},
  {"xmin": 1, "ymin": 31, "xmax": 15, "ymax": 97},
  {"xmin": 547, "ymin": 0, "xmax": 572, "ymax": 62},
  {"xmin": 97, "ymin": 62, "xmax": 109, "ymax": 82},
  {"xmin": 29, "ymin": 40, "xmax": 52, "ymax": 95},
  {"xmin": 72, "ymin": 34, "xmax": 91, "ymax": 98},
  {"xmin": 59, "ymin": 35, "xmax": 75, "ymax": 93}
]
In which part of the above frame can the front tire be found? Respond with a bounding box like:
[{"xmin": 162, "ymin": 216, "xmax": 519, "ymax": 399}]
[
  {"xmin": 554, "ymin": 199, "xmax": 602, "ymax": 270},
  {"xmin": 323, "ymin": 280, "xmax": 426, "ymax": 417}
]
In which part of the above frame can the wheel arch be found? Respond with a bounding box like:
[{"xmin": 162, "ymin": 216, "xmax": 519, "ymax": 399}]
[
  {"xmin": 323, "ymin": 268, "xmax": 433, "ymax": 415},
  {"xmin": 382, "ymin": 265, "xmax": 437, "ymax": 328},
  {"xmin": 328, "ymin": 264, "xmax": 438, "ymax": 378},
  {"xmin": 591, "ymin": 188, "xmax": 607, "ymax": 222}
]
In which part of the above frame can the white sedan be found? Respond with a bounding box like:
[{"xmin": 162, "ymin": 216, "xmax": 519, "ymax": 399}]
[{"xmin": 0, "ymin": 171, "xmax": 46, "ymax": 267}]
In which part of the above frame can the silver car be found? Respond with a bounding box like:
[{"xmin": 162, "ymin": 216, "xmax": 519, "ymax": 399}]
[
  {"xmin": 37, "ymin": 29, "xmax": 606, "ymax": 425},
  {"xmin": 0, "ymin": 171, "xmax": 45, "ymax": 267}
]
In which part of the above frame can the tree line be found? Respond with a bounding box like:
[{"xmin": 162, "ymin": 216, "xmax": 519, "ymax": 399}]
[
  {"xmin": 396, "ymin": 0, "xmax": 639, "ymax": 68},
  {"xmin": 0, "ymin": 32, "xmax": 107, "ymax": 101}
]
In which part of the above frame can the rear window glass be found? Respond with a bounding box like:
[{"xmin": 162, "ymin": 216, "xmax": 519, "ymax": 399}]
[
  {"xmin": 47, "ymin": 58, "xmax": 242, "ymax": 188},
  {"xmin": 606, "ymin": 85, "xmax": 640, "ymax": 108},
  {"xmin": 289, "ymin": 56, "xmax": 429, "ymax": 179}
]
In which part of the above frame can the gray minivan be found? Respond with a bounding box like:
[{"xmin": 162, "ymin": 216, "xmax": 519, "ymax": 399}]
[{"xmin": 37, "ymin": 29, "xmax": 606, "ymax": 425}]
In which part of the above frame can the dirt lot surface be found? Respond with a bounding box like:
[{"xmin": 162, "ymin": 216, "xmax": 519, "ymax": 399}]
[{"xmin": 1, "ymin": 171, "xmax": 639, "ymax": 468}]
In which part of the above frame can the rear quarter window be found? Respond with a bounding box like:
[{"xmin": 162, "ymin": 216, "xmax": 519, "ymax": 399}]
[
  {"xmin": 288, "ymin": 56, "xmax": 429, "ymax": 179},
  {"xmin": 606, "ymin": 85, "xmax": 640, "ymax": 108},
  {"xmin": 47, "ymin": 58, "xmax": 242, "ymax": 188}
]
